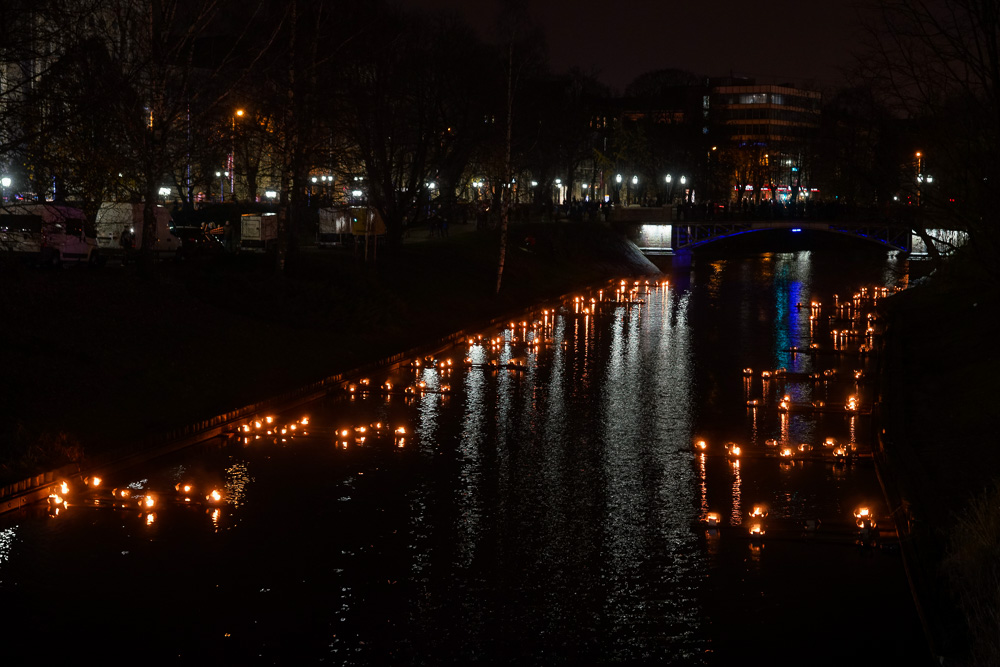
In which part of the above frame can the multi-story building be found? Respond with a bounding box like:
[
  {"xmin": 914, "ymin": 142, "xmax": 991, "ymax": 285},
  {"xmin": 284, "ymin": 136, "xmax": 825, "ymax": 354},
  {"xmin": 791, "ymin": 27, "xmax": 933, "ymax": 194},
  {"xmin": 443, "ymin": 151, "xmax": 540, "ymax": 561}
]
[{"xmin": 709, "ymin": 78, "xmax": 822, "ymax": 202}]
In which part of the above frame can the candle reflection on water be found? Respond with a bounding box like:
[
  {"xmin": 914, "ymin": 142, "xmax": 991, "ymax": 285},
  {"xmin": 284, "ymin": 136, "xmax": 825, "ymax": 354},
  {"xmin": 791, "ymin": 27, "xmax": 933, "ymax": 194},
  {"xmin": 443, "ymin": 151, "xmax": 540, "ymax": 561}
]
[{"xmin": 0, "ymin": 257, "xmax": 918, "ymax": 662}]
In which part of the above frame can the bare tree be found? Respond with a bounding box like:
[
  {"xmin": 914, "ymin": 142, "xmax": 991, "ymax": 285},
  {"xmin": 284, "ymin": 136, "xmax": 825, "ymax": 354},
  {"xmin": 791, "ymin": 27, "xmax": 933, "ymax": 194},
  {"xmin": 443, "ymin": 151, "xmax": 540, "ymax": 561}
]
[{"xmin": 861, "ymin": 0, "xmax": 1000, "ymax": 275}]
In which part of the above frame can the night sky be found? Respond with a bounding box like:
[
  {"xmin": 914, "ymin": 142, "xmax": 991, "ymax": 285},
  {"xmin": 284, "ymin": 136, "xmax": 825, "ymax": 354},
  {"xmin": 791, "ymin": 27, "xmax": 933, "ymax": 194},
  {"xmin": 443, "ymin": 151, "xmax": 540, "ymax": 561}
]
[{"xmin": 404, "ymin": 0, "xmax": 865, "ymax": 93}]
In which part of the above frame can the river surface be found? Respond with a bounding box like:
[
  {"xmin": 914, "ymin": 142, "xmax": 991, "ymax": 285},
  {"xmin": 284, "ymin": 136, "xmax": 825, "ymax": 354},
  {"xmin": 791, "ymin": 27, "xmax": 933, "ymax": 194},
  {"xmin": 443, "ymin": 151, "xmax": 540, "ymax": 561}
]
[{"xmin": 0, "ymin": 249, "xmax": 930, "ymax": 665}]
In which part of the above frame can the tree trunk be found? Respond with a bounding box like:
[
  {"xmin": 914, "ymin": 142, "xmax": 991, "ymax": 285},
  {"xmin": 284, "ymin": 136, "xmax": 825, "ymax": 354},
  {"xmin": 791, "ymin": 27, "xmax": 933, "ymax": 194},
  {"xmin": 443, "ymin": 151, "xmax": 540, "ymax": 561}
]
[{"xmin": 495, "ymin": 41, "xmax": 513, "ymax": 296}]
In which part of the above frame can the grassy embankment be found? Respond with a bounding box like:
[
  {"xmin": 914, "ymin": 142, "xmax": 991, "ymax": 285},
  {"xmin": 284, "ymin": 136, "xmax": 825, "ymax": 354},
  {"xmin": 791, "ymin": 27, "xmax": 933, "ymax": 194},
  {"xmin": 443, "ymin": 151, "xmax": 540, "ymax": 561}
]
[
  {"xmin": 0, "ymin": 222, "xmax": 658, "ymax": 485},
  {"xmin": 879, "ymin": 251, "xmax": 1000, "ymax": 665}
]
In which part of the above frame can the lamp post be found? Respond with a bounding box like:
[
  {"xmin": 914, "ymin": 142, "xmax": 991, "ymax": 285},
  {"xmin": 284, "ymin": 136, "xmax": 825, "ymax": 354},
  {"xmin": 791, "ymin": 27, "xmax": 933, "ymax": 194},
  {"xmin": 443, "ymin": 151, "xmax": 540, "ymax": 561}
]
[
  {"xmin": 680, "ymin": 175, "xmax": 688, "ymax": 202},
  {"xmin": 615, "ymin": 173, "xmax": 622, "ymax": 206},
  {"xmin": 1, "ymin": 176, "xmax": 10, "ymax": 204},
  {"xmin": 216, "ymin": 171, "xmax": 224, "ymax": 202},
  {"xmin": 631, "ymin": 175, "xmax": 638, "ymax": 206},
  {"xmin": 230, "ymin": 109, "xmax": 244, "ymax": 200},
  {"xmin": 915, "ymin": 151, "xmax": 923, "ymax": 206}
]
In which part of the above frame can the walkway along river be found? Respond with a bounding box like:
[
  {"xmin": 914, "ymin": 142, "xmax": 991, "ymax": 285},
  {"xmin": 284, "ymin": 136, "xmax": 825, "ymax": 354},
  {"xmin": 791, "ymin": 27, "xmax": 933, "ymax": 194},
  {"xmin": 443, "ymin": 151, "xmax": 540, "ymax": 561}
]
[{"xmin": 0, "ymin": 249, "xmax": 930, "ymax": 664}]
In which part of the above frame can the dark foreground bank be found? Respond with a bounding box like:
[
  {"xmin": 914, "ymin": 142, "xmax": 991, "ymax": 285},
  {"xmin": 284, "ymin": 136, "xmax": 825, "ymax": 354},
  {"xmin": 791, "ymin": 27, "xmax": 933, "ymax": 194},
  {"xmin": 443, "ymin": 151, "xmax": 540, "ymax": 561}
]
[
  {"xmin": 0, "ymin": 222, "xmax": 658, "ymax": 484},
  {"xmin": 879, "ymin": 252, "xmax": 1000, "ymax": 666}
]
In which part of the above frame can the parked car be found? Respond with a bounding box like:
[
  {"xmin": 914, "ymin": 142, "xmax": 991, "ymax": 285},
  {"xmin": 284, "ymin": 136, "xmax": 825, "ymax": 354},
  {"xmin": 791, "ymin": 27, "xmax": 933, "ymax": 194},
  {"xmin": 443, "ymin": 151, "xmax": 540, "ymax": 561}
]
[
  {"xmin": 0, "ymin": 203, "xmax": 100, "ymax": 266},
  {"xmin": 171, "ymin": 226, "xmax": 226, "ymax": 261}
]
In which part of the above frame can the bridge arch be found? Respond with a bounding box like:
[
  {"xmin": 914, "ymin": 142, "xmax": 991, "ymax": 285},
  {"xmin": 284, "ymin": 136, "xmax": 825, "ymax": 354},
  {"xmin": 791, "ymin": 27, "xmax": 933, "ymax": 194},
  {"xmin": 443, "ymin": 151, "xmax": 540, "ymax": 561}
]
[{"xmin": 672, "ymin": 221, "xmax": 912, "ymax": 252}]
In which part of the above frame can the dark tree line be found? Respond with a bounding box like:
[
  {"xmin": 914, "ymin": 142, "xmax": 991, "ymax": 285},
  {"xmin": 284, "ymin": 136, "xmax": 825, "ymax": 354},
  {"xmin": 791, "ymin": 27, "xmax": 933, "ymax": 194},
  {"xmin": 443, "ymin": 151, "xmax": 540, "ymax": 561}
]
[{"xmin": 2, "ymin": 1, "xmax": 996, "ymax": 279}]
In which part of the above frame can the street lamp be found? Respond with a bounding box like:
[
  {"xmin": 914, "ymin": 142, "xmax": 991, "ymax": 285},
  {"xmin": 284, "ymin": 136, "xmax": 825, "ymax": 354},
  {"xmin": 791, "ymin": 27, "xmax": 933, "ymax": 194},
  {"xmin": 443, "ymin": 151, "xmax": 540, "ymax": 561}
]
[
  {"xmin": 216, "ymin": 171, "xmax": 224, "ymax": 202},
  {"xmin": 230, "ymin": 109, "xmax": 244, "ymax": 200},
  {"xmin": 1, "ymin": 176, "xmax": 10, "ymax": 203}
]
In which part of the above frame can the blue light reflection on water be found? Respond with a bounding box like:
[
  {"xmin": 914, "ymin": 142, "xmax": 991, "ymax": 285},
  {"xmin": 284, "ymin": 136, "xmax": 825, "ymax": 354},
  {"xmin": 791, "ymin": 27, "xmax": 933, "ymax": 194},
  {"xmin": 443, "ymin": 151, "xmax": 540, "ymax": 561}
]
[{"xmin": 0, "ymin": 251, "xmax": 926, "ymax": 664}]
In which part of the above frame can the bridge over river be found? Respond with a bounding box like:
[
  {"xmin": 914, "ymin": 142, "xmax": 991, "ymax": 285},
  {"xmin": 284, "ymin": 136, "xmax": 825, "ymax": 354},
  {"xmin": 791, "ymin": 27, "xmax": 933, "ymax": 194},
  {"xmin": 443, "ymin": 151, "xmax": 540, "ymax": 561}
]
[{"xmin": 610, "ymin": 205, "xmax": 966, "ymax": 255}]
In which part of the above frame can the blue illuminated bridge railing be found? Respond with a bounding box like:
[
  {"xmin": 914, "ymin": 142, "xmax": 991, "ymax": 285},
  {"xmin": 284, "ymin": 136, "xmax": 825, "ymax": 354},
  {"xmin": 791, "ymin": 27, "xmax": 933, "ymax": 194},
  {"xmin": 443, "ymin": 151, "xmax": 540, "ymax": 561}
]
[
  {"xmin": 608, "ymin": 207, "xmax": 963, "ymax": 255},
  {"xmin": 672, "ymin": 220, "xmax": 913, "ymax": 251}
]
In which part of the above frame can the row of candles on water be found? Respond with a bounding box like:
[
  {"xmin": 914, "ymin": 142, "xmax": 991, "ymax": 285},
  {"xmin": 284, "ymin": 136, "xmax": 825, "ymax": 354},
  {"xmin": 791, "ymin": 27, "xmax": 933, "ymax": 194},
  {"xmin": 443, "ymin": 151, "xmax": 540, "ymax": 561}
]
[
  {"xmin": 45, "ymin": 412, "xmax": 412, "ymax": 518},
  {"xmin": 702, "ymin": 499, "xmax": 878, "ymax": 540},
  {"xmin": 694, "ymin": 437, "xmax": 858, "ymax": 461}
]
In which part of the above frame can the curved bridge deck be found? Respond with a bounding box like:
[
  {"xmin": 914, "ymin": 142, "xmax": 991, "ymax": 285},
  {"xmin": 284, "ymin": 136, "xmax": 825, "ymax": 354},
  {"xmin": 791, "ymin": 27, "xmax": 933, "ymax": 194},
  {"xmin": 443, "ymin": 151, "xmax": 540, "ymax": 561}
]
[{"xmin": 609, "ymin": 206, "xmax": 962, "ymax": 254}]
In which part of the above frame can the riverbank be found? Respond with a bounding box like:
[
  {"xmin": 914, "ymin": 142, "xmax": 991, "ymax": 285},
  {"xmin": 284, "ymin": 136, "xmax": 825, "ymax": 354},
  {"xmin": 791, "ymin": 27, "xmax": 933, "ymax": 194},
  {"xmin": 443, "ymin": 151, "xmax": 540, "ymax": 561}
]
[
  {"xmin": 0, "ymin": 222, "xmax": 658, "ymax": 485},
  {"xmin": 879, "ymin": 252, "xmax": 1000, "ymax": 665}
]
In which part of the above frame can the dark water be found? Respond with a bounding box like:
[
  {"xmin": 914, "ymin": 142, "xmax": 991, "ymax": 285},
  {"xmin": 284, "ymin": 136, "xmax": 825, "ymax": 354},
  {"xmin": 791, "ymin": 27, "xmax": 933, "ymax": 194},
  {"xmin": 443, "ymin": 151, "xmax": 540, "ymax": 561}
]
[{"xmin": 0, "ymin": 250, "xmax": 929, "ymax": 665}]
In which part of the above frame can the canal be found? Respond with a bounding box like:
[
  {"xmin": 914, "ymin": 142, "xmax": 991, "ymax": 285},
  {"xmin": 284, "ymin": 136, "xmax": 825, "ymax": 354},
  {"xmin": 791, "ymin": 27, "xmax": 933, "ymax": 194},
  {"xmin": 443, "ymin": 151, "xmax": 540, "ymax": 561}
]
[{"xmin": 0, "ymin": 248, "xmax": 929, "ymax": 664}]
